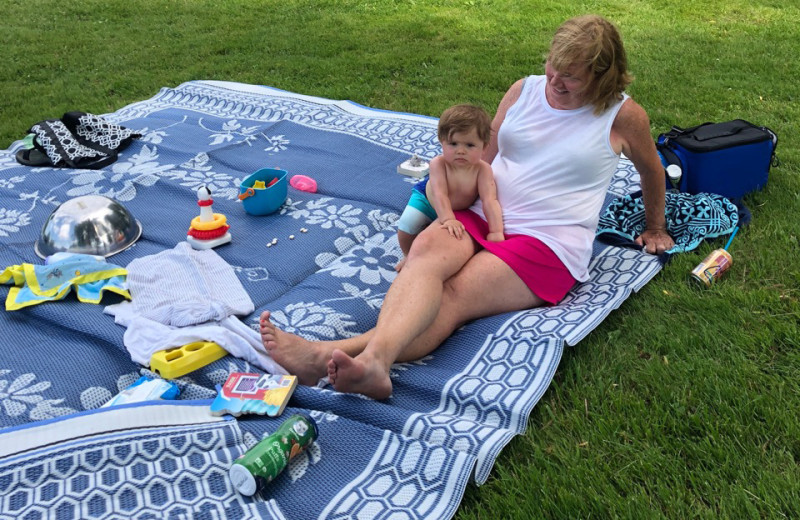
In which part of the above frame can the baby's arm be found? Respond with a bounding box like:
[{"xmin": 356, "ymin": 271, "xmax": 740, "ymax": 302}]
[
  {"xmin": 427, "ymin": 156, "xmax": 465, "ymax": 239},
  {"xmin": 477, "ymin": 161, "xmax": 504, "ymax": 242}
]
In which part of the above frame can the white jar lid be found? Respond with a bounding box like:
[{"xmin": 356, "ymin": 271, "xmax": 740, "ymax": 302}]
[{"xmin": 229, "ymin": 464, "xmax": 258, "ymax": 496}]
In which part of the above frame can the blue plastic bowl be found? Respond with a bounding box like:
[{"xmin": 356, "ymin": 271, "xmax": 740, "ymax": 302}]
[{"xmin": 239, "ymin": 168, "xmax": 288, "ymax": 216}]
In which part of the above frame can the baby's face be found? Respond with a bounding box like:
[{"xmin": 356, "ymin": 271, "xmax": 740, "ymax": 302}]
[{"xmin": 440, "ymin": 128, "xmax": 485, "ymax": 167}]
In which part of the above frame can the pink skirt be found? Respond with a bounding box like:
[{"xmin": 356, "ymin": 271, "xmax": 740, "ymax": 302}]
[{"xmin": 455, "ymin": 210, "xmax": 576, "ymax": 304}]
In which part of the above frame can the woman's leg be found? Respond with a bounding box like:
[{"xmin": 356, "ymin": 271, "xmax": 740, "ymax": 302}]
[
  {"xmin": 393, "ymin": 249, "xmax": 546, "ymax": 360},
  {"xmin": 259, "ymin": 311, "xmax": 370, "ymax": 385},
  {"xmin": 395, "ymin": 230, "xmax": 416, "ymax": 271},
  {"xmin": 365, "ymin": 223, "xmax": 479, "ymax": 357},
  {"xmin": 262, "ymin": 227, "xmax": 546, "ymax": 395},
  {"xmin": 261, "ymin": 222, "xmax": 474, "ymax": 385},
  {"xmin": 327, "ymin": 246, "xmax": 545, "ymax": 399}
]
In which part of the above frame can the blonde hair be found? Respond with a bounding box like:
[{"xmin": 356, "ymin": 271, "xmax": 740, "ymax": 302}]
[
  {"xmin": 437, "ymin": 104, "xmax": 492, "ymax": 145},
  {"xmin": 548, "ymin": 14, "xmax": 633, "ymax": 114}
]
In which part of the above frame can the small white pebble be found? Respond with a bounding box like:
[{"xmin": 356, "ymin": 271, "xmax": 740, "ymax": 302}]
[
  {"xmin": 272, "ymin": 238, "xmax": 278, "ymax": 244},
  {"xmin": 300, "ymin": 228, "xmax": 308, "ymax": 233},
  {"xmin": 289, "ymin": 235, "xmax": 295, "ymax": 240},
  {"xmin": 266, "ymin": 243, "xmax": 272, "ymax": 248}
]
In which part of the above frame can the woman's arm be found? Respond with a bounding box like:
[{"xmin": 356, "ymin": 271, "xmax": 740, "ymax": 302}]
[
  {"xmin": 612, "ymin": 100, "xmax": 675, "ymax": 254},
  {"xmin": 483, "ymin": 79, "xmax": 525, "ymax": 164},
  {"xmin": 477, "ymin": 161, "xmax": 504, "ymax": 241}
]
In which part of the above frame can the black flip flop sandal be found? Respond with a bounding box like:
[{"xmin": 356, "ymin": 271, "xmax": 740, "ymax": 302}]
[{"xmin": 15, "ymin": 148, "xmax": 52, "ymax": 167}]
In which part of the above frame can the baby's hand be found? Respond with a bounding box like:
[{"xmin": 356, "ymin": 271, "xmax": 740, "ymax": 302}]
[
  {"xmin": 486, "ymin": 231, "xmax": 504, "ymax": 242},
  {"xmin": 440, "ymin": 219, "xmax": 465, "ymax": 239}
]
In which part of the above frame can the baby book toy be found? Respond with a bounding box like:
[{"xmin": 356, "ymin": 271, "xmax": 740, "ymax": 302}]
[{"xmin": 210, "ymin": 372, "xmax": 298, "ymax": 417}]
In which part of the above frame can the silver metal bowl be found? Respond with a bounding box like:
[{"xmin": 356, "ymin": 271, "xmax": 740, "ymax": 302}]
[{"xmin": 34, "ymin": 195, "xmax": 143, "ymax": 259}]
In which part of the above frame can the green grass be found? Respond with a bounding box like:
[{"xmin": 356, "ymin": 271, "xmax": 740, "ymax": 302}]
[{"xmin": 2, "ymin": 0, "xmax": 798, "ymax": 517}]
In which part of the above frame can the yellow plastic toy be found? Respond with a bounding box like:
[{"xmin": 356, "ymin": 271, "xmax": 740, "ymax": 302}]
[{"xmin": 150, "ymin": 341, "xmax": 228, "ymax": 379}]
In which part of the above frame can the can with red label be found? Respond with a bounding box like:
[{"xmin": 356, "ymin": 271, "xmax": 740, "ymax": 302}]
[{"xmin": 690, "ymin": 248, "xmax": 733, "ymax": 286}]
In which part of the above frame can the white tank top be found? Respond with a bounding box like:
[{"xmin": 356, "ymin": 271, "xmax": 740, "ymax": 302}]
[{"xmin": 471, "ymin": 75, "xmax": 628, "ymax": 281}]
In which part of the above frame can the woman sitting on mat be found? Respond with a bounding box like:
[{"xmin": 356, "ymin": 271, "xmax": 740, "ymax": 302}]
[{"xmin": 260, "ymin": 14, "xmax": 675, "ymax": 399}]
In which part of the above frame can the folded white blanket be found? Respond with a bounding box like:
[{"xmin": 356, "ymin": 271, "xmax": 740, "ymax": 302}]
[
  {"xmin": 125, "ymin": 242, "xmax": 254, "ymax": 327},
  {"xmin": 105, "ymin": 242, "xmax": 286, "ymax": 374},
  {"xmin": 105, "ymin": 301, "xmax": 286, "ymax": 374}
]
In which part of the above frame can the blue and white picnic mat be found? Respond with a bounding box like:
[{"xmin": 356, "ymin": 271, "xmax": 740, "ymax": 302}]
[{"xmin": 0, "ymin": 81, "xmax": 662, "ymax": 519}]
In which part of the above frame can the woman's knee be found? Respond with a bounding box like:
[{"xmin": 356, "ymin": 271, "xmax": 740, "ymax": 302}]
[
  {"xmin": 408, "ymin": 225, "xmax": 474, "ymax": 263},
  {"xmin": 406, "ymin": 227, "xmax": 440, "ymax": 258}
]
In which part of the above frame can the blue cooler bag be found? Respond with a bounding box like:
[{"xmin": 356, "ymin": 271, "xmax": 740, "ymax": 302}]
[{"xmin": 657, "ymin": 119, "xmax": 778, "ymax": 199}]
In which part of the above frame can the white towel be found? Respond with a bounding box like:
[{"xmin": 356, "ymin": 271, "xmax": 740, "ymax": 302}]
[
  {"xmin": 107, "ymin": 242, "xmax": 286, "ymax": 374},
  {"xmin": 125, "ymin": 242, "xmax": 254, "ymax": 327},
  {"xmin": 105, "ymin": 302, "xmax": 286, "ymax": 375}
]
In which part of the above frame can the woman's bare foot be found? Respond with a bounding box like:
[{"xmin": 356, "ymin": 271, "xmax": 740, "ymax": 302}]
[
  {"xmin": 260, "ymin": 311, "xmax": 332, "ymax": 386},
  {"xmin": 327, "ymin": 349, "xmax": 393, "ymax": 400}
]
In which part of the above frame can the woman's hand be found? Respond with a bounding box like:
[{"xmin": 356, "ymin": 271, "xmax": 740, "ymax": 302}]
[
  {"xmin": 635, "ymin": 228, "xmax": 674, "ymax": 254},
  {"xmin": 486, "ymin": 231, "xmax": 505, "ymax": 242},
  {"xmin": 440, "ymin": 218, "xmax": 465, "ymax": 239}
]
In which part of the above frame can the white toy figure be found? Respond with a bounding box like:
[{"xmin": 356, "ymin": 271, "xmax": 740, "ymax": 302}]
[{"xmin": 186, "ymin": 185, "xmax": 232, "ymax": 249}]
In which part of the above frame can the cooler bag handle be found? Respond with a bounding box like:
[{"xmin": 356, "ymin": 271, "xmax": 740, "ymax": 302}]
[
  {"xmin": 664, "ymin": 120, "xmax": 754, "ymax": 142},
  {"xmin": 661, "ymin": 122, "xmax": 709, "ymax": 141},
  {"xmin": 692, "ymin": 120, "xmax": 755, "ymax": 141}
]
